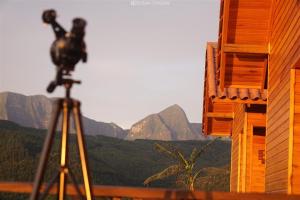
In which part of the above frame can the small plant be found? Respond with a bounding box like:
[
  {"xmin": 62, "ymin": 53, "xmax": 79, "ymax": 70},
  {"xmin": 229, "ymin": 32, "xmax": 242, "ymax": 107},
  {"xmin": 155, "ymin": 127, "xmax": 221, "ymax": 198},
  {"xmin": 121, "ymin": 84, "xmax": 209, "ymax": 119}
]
[{"xmin": 143, "ymin": 138, "xmax": 219, "ymax": 191}]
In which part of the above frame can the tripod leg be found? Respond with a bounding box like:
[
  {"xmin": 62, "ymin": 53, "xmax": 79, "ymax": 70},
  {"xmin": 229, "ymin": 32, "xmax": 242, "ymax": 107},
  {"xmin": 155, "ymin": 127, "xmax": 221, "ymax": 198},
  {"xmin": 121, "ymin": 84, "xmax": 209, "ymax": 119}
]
[
  {"xmin": 38, "ymin": 172, "xmax": 60, "ymax": 200},
  {"xmin": 30, "ymin": 99, "xmax": 62, "ymax": 200},
  {"xmin": 73, "ymin": 101, "xmax": 93, "ymax": 200},
  {"xmin": 68, "ymin": 168, "xmax": 84, "ymax": 200},
  {"xmin": 58, "ymin": 99, "xmax": 71, "ymax": 200}
]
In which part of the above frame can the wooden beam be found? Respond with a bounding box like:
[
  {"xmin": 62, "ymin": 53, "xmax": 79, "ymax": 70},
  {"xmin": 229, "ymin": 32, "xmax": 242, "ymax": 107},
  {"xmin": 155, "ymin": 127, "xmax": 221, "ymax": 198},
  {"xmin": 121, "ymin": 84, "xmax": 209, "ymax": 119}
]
[
  {"xmin": 220, "ymin": 50, "xmax": 227, "ymax": 91},
  {"xmin": 223, "ymin": 44, "xmax": 269, "ymax": 54},
  {"xmin": 212, "ymin": 98, "xmax": 267, "ymax": 105},
  {"xmin": 288, "ymin": 69, "xmax": 295, "ymax": 194},
  {"xmin": 241, "ymin": 113, "xmax": 248, "ymax": 192},
  {"xmin": 207, "ymin": 112, "xmax": 234, "ymax": 119},
  {"xmin": 261, "ymin": 58, "xmax": 268, "ymax": 91},
  {"xmin": 219, "ymin": 0, "xmax": 231, "ymax": 91},
  {"xmin": 248, "ymin": 124, "xmax": 254, "ymax": 192},
  {"xmin": 227, "ymin": 85, "xmax": 261, "ymax": 89},
  {"xmin": 0, "ymin": 182, "xmax": 300, "ymax": 200},
  {"xmin": 1, "ymin": 182, "xmax": 300, "ymax": 199},
  {"xmin": 203, "ymin": 72, "xmax": 210, "ymax": 134},
  {"xmin": 208, "ymin": 132, "xmax": 231, "ymax": 137},
  {"xmin": 237, "ymin": 132, "xmax": 242, "ymax": 192}
]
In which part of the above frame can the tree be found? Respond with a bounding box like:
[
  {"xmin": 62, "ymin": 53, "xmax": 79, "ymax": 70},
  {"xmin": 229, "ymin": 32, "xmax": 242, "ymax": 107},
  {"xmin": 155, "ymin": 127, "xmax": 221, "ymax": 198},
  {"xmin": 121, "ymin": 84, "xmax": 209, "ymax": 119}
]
[{"xmin": 143, "ymin": 138, "xmax": 219, "ymax": 191}]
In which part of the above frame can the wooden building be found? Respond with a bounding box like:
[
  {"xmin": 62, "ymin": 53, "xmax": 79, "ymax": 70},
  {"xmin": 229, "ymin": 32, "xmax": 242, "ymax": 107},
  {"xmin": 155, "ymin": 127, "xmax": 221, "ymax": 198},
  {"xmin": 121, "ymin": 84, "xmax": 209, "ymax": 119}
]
[{"xmin": 202, "ymin": 0, "xmax": 300, "ymax": 194}]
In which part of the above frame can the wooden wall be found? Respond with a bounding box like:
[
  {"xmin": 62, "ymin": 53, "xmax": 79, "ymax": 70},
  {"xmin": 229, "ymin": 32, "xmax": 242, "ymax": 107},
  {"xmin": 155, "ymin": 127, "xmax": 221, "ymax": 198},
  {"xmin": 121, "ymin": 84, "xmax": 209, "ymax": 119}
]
[
  {"xmin": 230, "ymin": 108, "xmax": 266, "ymax": 193},
  {"xmin": 224, "ymin": 54, "xmax": 266, "ymax": 88},
  {"xmin": 266, "ymin": 0, "xmax": 300, "ymax": 193},
  {"xmin": 227, "ymin": 0, "xmax": 271, "ymax": 45},
  {"xmin": 230, "ymin": 103, "xmax": 245, "ymax": 192},
  {"xmin": 207, "ymin": 101, "xmax": 233, "ymax": 135}
]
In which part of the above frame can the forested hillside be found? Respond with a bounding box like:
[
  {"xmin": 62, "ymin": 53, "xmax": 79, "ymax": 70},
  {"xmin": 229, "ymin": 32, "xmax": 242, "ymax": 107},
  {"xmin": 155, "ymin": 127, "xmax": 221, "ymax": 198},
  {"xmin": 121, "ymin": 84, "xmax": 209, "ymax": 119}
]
[{"xmin": 0, "ymin": 120, "xmax": 230, "ymax": 199}]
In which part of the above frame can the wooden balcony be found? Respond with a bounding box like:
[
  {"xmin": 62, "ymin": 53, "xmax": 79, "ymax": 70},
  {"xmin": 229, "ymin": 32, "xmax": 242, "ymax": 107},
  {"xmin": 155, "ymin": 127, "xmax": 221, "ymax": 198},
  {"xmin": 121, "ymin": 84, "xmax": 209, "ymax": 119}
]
[
  {"xmin": 217, "ymin": 0, "xmax": 271, "ymax": 90},
  {"xmin": 0, "ymin": 182, "xmax": 300, "ymax": 200}
]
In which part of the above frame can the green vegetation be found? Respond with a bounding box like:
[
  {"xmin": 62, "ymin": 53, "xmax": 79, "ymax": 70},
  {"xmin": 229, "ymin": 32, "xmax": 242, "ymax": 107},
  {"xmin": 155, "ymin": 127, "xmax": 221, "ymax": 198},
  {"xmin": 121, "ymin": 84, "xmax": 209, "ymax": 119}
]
[
  {"xmin": 0, "ymin": 120, "xmax": 231, "ymax": 199},
  {"xmin": 144, "ymin": 139, "xmax": 219, "ymax": 191}
]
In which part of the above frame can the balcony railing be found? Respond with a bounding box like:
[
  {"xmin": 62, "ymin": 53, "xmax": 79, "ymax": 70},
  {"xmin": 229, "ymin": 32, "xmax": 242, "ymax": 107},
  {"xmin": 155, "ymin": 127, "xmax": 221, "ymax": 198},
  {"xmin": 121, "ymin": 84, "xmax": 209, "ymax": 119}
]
[{"xmin": 0, "ymin": 182, "xmax": 300, "ymax": 200}]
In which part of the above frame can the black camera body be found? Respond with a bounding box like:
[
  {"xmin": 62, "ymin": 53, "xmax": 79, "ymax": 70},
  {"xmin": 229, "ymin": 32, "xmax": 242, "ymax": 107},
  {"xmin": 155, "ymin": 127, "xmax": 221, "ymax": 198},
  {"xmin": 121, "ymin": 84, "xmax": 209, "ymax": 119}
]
[
  {"xmin": 42, "ymin": 9, "xmax": 87, "ymax": 93},
  {"xmin": 49, "ymin": 18, "xmax": 87, "ymax": 71}
]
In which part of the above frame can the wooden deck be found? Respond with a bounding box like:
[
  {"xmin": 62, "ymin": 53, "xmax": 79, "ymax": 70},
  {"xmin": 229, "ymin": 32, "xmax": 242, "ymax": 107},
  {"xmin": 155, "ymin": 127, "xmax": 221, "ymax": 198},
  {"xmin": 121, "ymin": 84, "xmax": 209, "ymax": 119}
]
[{"xmin": 0, "ymin": 182, "xmax": 300, "ymax": 199}]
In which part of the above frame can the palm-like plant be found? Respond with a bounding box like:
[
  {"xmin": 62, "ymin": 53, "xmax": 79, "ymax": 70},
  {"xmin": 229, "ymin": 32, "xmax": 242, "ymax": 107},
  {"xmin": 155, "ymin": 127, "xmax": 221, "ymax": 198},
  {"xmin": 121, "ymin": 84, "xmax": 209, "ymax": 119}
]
[{"xmin": 143, "ymin": 138, "xmax": 219, "ymax": 191}]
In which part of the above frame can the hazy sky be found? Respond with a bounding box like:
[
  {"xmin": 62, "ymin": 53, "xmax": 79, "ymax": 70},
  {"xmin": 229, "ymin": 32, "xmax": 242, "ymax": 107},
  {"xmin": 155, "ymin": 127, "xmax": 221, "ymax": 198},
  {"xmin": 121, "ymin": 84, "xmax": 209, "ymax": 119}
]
[{"xmin": 0, "ymin": 0, "xmax": 219, "ymax": 128}]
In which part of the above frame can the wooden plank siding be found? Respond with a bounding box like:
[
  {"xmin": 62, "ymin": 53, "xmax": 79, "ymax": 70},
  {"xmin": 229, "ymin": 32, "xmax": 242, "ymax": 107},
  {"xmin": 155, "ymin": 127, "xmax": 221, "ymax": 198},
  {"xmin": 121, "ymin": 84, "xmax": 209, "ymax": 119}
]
[
  {"xmin": 207, "ymin": 117, "xmax": 232, "ymax": 136},
  {"xmin": 227, "ymin": 0, "xmax": 271, "ymax": 45},
  {"xmin": 223, "ymin": 44, "xmax": 269, "ymax": 54},
  {"xmin": 230, "ymin": 103, "xmax": 245, "ymax": 192},
  {"xmin": 227, "ymin": 104, "xmax": 266, "ymax": 193},
  {"xmin": 224, "ymin": 54, "xmax": 266, "ymax": 88},
  {"xmin": 206, "ymin": 101, "xmax": 233, "ymax": 136},
  {"xmin": 266, "ymin": 0, "xmax": 300, "ymax": 194}
]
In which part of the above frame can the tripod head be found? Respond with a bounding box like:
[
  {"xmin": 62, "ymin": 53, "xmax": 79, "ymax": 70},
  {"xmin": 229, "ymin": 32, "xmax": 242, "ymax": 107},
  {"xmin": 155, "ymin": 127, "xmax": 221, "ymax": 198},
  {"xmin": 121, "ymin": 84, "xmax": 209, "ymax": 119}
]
[
  {"xmin": 43, "ymin": 9, "xmax": 87, "ymax": 94},
  {"xmin": 47, "ymin": 72, "xmax": 81, "ymax": 98}
]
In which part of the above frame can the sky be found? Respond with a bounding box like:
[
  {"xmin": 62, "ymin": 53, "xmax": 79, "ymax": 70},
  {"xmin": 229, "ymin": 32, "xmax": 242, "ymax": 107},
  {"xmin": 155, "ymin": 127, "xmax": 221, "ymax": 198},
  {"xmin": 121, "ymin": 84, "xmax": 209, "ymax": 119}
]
[{"xmin": 0, "ymin": 0, "xmax": 219, "ymax": 129}]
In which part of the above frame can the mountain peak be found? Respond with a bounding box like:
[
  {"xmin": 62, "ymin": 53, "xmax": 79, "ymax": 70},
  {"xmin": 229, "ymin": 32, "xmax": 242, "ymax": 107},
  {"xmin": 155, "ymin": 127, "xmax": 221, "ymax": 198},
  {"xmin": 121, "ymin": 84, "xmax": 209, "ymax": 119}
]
[
  {"xmin": 127, "ymin": 104, "xmax": 201, "ymax": 141},
  {"xmin": 0, "ymin": 91, "xmax": 24, "ymax": 98},
  {"xmin": 160, "ymin": 104, "xmax": 183, "ymax": 112},
  {"xmin": 0, "ymin": 91, "xmax": 48, "ymax": 100}
]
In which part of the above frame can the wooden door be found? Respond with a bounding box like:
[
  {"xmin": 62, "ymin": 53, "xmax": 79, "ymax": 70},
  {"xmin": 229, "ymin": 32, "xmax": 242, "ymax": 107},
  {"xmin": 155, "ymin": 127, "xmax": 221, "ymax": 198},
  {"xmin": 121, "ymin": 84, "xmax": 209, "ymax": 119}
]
[{"xmin": 249, "ymin": 134, "xmax": 265, "ymax": 192}]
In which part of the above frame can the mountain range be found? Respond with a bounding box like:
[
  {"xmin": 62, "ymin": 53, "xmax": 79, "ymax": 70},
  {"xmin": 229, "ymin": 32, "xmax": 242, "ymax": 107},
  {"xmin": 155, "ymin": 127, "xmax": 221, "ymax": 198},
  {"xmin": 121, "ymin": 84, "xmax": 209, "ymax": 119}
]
[{"xmin": 0, "ymin": 92, "xmax": 205, "ymax": 140}]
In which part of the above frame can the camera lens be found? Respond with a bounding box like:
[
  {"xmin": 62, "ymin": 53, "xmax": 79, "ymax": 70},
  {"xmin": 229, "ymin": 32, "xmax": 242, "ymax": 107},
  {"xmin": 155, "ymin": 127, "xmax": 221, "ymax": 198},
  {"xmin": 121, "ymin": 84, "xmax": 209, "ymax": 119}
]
[
  {"xmin": 72, "ymin": 18, "xmax": 86, "ymax": 29},
  {"xmin": 42, "ymin": 9, "xmax": 56, "ymax": 24}
]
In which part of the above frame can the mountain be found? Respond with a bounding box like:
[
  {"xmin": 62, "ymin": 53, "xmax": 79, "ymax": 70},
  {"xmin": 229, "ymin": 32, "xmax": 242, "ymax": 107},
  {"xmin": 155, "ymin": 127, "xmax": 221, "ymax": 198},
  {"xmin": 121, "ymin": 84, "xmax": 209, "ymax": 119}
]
[
  {"xmin": 126, "ymin": 104, "xmax": 204, "ymax": 140},
  {"xmin": 0, "ymin": 92, "xmax": 127, "ymax": 138},
  {"xmin": 82, "ymin": 118, "xmax": 126, "ymax": 138},
  {"xmin": 190, "ymin": 123, "xmax": 209, "ymax": 140},
  {"xmin": 0, "ymin": 92, "xmax": 52, "ymax": 129},
  {"xmin": 0, "ymin": 92, "xmax": 206, "ymax": 140}
]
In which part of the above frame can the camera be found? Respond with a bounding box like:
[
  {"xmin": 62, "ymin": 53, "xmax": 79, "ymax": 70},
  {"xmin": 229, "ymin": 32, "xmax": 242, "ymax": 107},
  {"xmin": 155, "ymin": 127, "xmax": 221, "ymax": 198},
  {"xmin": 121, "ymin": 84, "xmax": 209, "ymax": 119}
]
[{"xmin": 42, "ymin": 9, "xmax": 87, "ymax": 93}]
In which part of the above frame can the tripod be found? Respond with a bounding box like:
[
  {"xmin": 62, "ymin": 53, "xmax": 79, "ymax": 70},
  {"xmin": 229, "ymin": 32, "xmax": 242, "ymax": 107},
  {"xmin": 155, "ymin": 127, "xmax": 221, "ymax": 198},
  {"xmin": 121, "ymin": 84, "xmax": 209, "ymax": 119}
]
[{"xmin": 30, "ymin": 79, "xmax": 93, "ymax": 200}]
